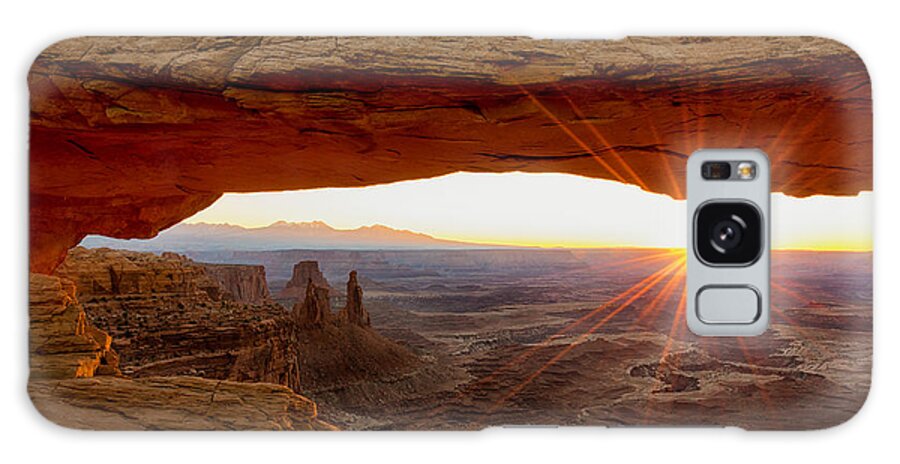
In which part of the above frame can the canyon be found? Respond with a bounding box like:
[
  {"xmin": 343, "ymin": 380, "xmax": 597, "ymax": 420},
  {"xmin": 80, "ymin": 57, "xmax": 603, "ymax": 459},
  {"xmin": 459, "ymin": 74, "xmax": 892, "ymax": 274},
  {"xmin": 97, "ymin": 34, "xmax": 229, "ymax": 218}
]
[
  {"xmin": 52, "ymin": 248, "xmax": 298, "ymax": 386},
  {"xmin": 83, "ymin": 246, "xmax": 868, "ymax": 430},
  {"xmin": 32, "ymin": 246, "xmax": 448, "ymax": 429},
  {"xmin": 30, "ymin": 244, "xmax": 872, "ymax": 430},
  {"xmin": 201, "ymin": 263, "xmax": 271, "ymax": 304},
  {"xmin": 28, "ymin": 270, "xmax": 333, "ymax": 430},
  {"xmin": 278, "ymin": 260, "xmax": 334, "ymax": 306}
]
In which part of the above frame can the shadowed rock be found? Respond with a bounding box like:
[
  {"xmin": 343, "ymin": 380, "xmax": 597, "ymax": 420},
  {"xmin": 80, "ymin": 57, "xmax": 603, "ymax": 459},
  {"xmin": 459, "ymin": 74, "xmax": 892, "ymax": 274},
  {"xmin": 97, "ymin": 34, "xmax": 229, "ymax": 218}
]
[
  {"xmin": 279, "ymin": 261, "xmax": 332, "ymax": 303},
  {"xmin": 201, "ymin": 263, "xmax": 271, "ymax": 304},
  {"xmin": 339, "ymin": 271, "xmax": 370, "ymax": 327},
  {"xmin": 29, "ymin": 273, "xmax": 120, "ymax": 379},
  {"xmin": 29, "ymin": 37, "xmax": 871, "ymax": 273},
  {"xmin": 49, "ymin": 248, "xmax": 301, "ymax": 391},
  {"xmin": 293, "ymin": 278, "xmax": 332, "ymax": 327}
]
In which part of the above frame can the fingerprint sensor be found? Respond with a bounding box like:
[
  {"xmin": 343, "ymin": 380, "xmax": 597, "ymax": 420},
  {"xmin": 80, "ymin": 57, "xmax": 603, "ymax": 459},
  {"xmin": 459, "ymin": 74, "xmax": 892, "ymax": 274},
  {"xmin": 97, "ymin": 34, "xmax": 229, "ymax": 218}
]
[{"xmin": 696, "ymin": 286, "xmax": 761, "ymax": 324}]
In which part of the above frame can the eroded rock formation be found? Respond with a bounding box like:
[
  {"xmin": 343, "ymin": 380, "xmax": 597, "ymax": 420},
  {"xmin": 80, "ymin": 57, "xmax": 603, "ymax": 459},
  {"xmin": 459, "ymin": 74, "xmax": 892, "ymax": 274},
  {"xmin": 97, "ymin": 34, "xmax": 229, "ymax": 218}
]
[
  {"xmin": 29, "ymin": 270, "xmax": 332, "ymax": 430},
  {"xmin": 293, "ymin": 279, "xmax": 332, "ymax": 327},
  {"xmin": 278, "ymin": 261, "xmax": 332, "ymax": 303},
  {"xmin": 54, "ymin": 247, "xmax": 225, "ymax": 301},
  {"xmin": 32, "ymin": 246, "xmax": 454, "ymax": 430},
  {"xmin": 51, "ymin": 248, "xmax": 301, "ymax": 390},
  {"xmin": 29, "ymin": 274, "xmax": 120, "ymax": 379},
  {"xmin": 29, "ymin": 37, "xmax": 871, "ymax": 273},
  {"xmin": 339, "ymin": 271, "xmax": 370, "ymax": 327},
  {"xmin": 29, "ymin": 376, "xmax": 335, "ymax": 431},
  {"xmin": 201, "ymin": 263, "xmax": 271, "ymax": 304}
]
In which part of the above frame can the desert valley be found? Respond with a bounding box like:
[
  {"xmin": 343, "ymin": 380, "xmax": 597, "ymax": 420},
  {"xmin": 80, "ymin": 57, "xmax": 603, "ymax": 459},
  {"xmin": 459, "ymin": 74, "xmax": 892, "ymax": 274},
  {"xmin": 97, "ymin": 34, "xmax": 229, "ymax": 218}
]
[{"xmin": 29, "ymin": 222, "xmax": 871, "ymax": 430}]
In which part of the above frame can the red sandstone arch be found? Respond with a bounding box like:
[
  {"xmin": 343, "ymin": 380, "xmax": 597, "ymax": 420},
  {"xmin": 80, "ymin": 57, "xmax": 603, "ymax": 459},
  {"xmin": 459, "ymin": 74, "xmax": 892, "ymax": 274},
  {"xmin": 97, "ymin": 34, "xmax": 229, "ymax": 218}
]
[{"xmin": 28, "ymin": 36, "xmax": 872, "ymax": 273}]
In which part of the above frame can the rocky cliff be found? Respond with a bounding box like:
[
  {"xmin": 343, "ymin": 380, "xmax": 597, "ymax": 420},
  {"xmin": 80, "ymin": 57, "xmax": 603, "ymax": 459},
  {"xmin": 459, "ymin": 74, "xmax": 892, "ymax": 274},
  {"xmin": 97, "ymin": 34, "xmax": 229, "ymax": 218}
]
[
  {"xmin": 201, "ymin": 263, "xmax": 271, "ymax": 304},
  {"xmin": 278, "ymin": 261, "xmax": 332, "ymax": 304},
  {"xmin": 293, "ymin": 279, "xmax": 332, "ymax": 327},
  {"xmin": 29, "ymin": 273, "xmax": 120, "ymax": 379},
  {"xmin": 29, "ymin": 376, "xmax": 335, "ymax": 430},
  {"xmin": 287, "ymin": 270, "xmax": 431, "ymax": 423},
  {"xmin": 29, "ymin": 272, "xmax": 332, "ymax": 430},
  {"xmin": 32, "ymin": 248, "xmax": 445, "ymax": 430},
  {"xmin": 55, "ymin": 247, "xmax": 224, "ymax": 301},
  {"xmin": 52, "ymin": 248, "xmax": 301, "ymax": 391},
  {"xmin": 339, "ymin": 271, "xmax": 370, "ymax": 327}
]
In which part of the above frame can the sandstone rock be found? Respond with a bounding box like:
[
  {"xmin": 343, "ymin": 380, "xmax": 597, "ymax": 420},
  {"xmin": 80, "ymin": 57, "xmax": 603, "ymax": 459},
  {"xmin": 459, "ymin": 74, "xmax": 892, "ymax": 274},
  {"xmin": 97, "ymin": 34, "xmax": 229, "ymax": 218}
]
[
  {"xmin": 201, "ymin": 263, "xmax": 271, "ymax": 304},
  {"xmin": 29, "ymin": 273, "xmax": 120, "ymax": 379},
  {"xmin": 339, "ymin": 271, "xmax": 370, "ymax": 327},
  {"xmin": 29, "ymin": 37, "xmax": 871, "ymax": 273},
  {"xmin": 30, "ymin": 191, "xmax": 220, "ymax": 274},
  {"xmin": 29, "ymin": 376, "xmax": 335, "ymax": 430},
  {"xmin": 129, "ymin": 316, "xmax": 303, "ymax": 393},
  {"xmin": 278, "ymin": 261, "xmax": 332, "ymax": 303},
  {"xmin": 292, "ymin": 279, "xmax": 332, "ymax": 327},
  {"xmin": 51, "ymin": 247, "xmax": 301, "ymax": 391},
  {"xmin": 55, "ymin": 247, "xmax": 225, "ymax": 301}
]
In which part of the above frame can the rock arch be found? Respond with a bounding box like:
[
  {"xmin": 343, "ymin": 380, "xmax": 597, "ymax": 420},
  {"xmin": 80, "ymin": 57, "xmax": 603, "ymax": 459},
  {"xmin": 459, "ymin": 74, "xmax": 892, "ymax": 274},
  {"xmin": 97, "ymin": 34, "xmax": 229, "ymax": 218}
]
[{"xmin": 29, "ymin": 36, "xmax": 871, "ymax": 273}]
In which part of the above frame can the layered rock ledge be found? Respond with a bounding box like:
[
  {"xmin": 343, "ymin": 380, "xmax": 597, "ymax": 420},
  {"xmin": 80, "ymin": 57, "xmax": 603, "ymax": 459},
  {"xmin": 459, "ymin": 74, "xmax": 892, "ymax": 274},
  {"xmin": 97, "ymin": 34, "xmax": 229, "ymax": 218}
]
[
  {"xmin": 29, "ymin": 270, "xmax": 333, "ymax": 430},
  {"xmin": 29, "ymin": 376, "xmax": 335, "ymax": 431}
]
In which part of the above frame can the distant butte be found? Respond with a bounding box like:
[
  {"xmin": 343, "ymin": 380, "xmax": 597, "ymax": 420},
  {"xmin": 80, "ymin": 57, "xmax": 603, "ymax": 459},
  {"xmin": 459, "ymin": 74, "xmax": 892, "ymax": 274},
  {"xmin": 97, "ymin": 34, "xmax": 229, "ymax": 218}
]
[
  {"xmin": 280, "ymin": 261, "xmax": 332, "ymax": 303},
  {"xmin": 29, "ymin": 37, "xmax": 871, "ymax": 273}
]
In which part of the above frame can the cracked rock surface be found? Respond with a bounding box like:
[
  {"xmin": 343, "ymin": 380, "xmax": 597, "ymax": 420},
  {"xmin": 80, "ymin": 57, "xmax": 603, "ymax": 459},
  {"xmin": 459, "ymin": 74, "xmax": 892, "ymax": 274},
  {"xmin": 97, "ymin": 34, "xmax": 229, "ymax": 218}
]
[{"xmin": 29, "ymin": 376, "xmax": 335, "ymax": 430}]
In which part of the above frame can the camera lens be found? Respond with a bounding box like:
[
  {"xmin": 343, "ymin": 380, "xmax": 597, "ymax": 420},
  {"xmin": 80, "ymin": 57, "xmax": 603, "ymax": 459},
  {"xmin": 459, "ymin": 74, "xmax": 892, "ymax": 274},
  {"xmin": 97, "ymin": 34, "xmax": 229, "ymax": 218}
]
[
  {"xmin": 710, "ymin": 218, "xmax": 743, "ymax": 251},
  {"xmin": 695, "ymin": 202, "xmax": 762, "ymax": 265}
]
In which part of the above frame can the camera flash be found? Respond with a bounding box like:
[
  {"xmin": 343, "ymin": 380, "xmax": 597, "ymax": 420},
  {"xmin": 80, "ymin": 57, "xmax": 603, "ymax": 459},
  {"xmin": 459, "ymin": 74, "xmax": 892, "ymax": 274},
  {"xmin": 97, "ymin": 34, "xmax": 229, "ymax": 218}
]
[{"xmin": 737, "ymin": 162, "xmax": 756, "ymax": 180}]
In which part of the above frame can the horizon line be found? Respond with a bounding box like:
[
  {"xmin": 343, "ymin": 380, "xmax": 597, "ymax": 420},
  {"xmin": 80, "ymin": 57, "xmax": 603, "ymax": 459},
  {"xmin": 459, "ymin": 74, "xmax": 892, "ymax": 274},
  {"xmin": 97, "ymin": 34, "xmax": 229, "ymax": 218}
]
[
  {"xmin": 79, "ymin": 242, "xmax": 872, "ymax": 254},
  {"xmin": 172, "ymin": 220, "xmax": 872, "ymax": 253}
]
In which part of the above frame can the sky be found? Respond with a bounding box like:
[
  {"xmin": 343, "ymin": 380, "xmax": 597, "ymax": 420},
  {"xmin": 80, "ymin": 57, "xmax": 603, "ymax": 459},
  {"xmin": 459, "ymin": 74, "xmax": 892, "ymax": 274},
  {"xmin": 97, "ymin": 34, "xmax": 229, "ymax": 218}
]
[{"xmin": 183, "ymin": 172, "xmax": 872, "ymax": 251}]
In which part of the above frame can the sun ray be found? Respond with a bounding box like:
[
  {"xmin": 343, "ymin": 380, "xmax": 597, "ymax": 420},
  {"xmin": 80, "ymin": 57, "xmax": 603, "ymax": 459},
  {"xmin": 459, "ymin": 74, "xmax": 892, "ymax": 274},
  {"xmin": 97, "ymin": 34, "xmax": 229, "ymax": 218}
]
[
  {"xmin": 777, "ymin": 166, "xmax": 813, "ymax": 192},
  {"xmin": 695, "ymin": 97, "xmax": 706, "ymax": 149},
  {"xmin": 766, "ymin": 106, "xmax": 805, "ymax": 153},
  {"xmin": 657, "ymin": 285, "xmax": 688, "ymax": 371},
  {"xmin": 641, "ymin": 286, "xmax": 686, "ymax": 419},
  {"xmin": 734, "ymin": 106, "xmax": 755, "ymax": 148},
  {"xmin": 773, "ymin": 275, "xmax": 843, "ymax": 300},
  {"xmin": 631, "ymin": 263, "xmax": 685, "ymax": 328},
  {"xmin": 604, "ymin": 88, "xmax": 681, "ymax": 198},
  {"xmin": 639, "ymin": 286, "xmax": 689, "ymax": 418},
  {"xmin": 515, "ymin": 83, "xmax": 629, "ymax": 184},
  {"xmin": 553, "ymin": 85, "xmax": 650, "ymax": 191},
  {"xmin": 488, "ymin": 257, "xmax": 685, "ymax": 412},
  {"xmin": 770, "ymin": 103, "xmax": 827, "ymax": 167},
  {"xmin": 639, "ymin": 101, "xmax": 681, "ymax": 197},
  {"xmin": 770, "ymin": 303, "xmax": 794, "ymax": 324},
  {"xmin": 603, "ymin": 249, "xmax": 682, "ymax": 269},
  {"xmin": 426, "ymin": 255, "xmax": 683, "ymax": 418},
  {"xmin": 736, "ymin": 338, "xmax": 773, "ymax": 410},
  {"xmin": 771, "ymin": 303, "xmax": 835, "ymax": 360},
  {"xmin": 662, "ymin": 153, "xmax": 683, "ymax": 199},
  {"xmin": 771, "ymin": 281, "xmax": 810, "ymax": 305}
]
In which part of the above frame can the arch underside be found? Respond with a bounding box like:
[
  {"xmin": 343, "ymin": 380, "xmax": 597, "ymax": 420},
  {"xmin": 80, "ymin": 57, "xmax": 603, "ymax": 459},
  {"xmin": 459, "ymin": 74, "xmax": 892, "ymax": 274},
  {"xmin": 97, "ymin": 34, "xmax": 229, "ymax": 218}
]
[{"xmin": 29, "ymin": 36, "xmax": 872, "ymax": 273}]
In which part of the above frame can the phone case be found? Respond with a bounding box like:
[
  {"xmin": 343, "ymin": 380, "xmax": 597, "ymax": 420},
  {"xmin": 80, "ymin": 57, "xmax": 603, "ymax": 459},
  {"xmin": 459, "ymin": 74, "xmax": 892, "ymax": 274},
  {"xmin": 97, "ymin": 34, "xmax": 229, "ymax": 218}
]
[{"xmin": 28, "ymin": 36, "xmax": 871, "ymax": 430}]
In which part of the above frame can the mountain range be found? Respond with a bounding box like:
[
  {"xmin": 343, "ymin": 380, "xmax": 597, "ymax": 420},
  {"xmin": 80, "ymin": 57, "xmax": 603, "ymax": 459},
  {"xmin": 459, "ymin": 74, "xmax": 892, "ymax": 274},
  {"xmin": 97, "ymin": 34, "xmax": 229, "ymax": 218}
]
[{"xmin": 80, "ymin": 221, "xmax": 513, "ymax": 252}]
